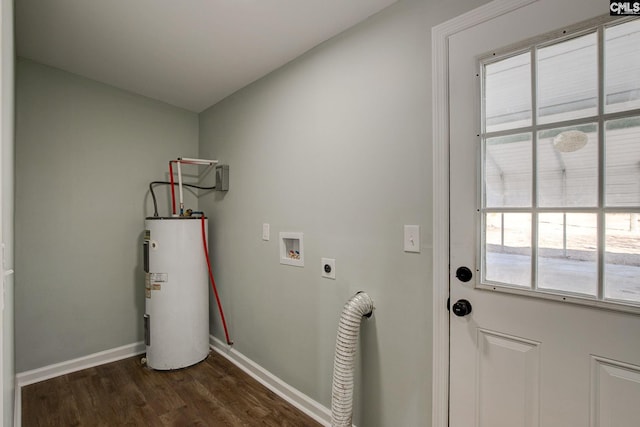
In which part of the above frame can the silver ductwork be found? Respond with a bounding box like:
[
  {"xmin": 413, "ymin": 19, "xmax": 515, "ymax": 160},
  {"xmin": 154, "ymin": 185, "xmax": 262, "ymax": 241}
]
[{"xmin": 331, "ymin": 291, "xmax": 374, "ymax": 427}]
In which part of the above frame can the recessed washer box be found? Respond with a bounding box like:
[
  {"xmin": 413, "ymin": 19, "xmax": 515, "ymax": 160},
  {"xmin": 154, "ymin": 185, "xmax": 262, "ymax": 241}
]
[{"xmin": 280, "ymin": 232, "xmax": 304, "ymax": 267}]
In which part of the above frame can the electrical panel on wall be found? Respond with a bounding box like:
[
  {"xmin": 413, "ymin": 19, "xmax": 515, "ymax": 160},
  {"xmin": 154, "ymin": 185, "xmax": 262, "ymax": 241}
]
[{"xmin": 215, "ymin": 164, "xmax": 229, "ymax": 191}]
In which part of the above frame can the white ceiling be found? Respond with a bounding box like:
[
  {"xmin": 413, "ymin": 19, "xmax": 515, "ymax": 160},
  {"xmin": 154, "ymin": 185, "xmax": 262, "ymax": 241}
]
[{"xmin": 16, "ymin": 0, "xmax": 397, "ymax": 112}]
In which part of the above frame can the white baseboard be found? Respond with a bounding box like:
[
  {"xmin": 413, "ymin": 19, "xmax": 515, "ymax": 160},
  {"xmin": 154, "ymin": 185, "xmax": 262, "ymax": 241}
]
[
  {"xmin": 210, "ymin": 336, "xmax": 331, "ymax": 427},
  {"xmin": 14, "ymin": 341, "xmax": 146, "ymax": 426},
  {"xmin": 16, "ymin": 341, "xmax": 146, "ymax": 388}
]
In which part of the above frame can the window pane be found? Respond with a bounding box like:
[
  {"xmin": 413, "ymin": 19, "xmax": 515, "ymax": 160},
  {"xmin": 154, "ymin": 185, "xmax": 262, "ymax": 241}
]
[
  {"xmin": 537, "ymin": 124, "xmax": 598, "ymax": 207},
  {"xmin": 538, "ymin": 213, "xmax": 597, "ymax": 296},
  {"xmin": 484, "ymin": 212, "xmax": 531, "ymax": 287},
  {"xmin": 485, "ymin": 52, "xmax": 532, "ymax": 132},
  {"xmin": 485, "ymin": 133, "xmax": 532, "ymax": 207},
  {"xmin": 605, "ymin": 19, "xmax": 640, "ymax": 113},
  {"xmin": 537, "ymin": 33, "xmax": 597, "ymax": 124},
  {"xmin": 605, "ymin": 213, "xmax": 640, "ymax": 303},
  {"xmin": 605, "ymin": 116, "xmax": 640, "ymax": 207}
]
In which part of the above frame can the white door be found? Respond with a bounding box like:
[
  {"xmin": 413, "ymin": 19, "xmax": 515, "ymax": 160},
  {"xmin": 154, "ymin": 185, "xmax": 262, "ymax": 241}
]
[{"xmin": 449, "ymin": 1, "xmax": 640, "ymax": 426}]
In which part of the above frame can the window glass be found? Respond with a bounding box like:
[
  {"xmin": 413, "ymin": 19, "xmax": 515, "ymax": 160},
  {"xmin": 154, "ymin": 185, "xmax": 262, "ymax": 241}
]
[
  {"xmin": 605, "ymin": 213, "xmax": 640, "ymax": 303},
  {"xmin": 485, "ymin": 133, "xmax": 532, "ymax": 208},
  {"xmin": 605, "ymin": 116, "xmax": 640, "ymax": 207},
  {"xmin": 484, "ymin": 213, "xmax": 531, "ymax": 287},
  {"xmin": 481, "ymin": 18, "xmax": 640, "ymax": 309},
  {"xmin": 538, "ymin": 213, "xmax": 598, "ymax": 296},
  {"xmin": 537, "ymin": 124, "xmax": 598, "ymax": 207},
  {"xmin": 605, "ymin": 19, "xmax": 640, "ymax": 113},
  {"xmin": 485, "ymin": 52, "xmax": 532, "ymax": 132},
  {"xmin": 537, "ymin": 33, "xmax": 598, "ymax": 124}
]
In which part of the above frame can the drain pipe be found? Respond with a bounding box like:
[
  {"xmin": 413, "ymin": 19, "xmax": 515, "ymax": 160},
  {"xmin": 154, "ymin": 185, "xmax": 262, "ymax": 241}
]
[{"xmin": 331, "ymin": 291, "xmax": 374, "ymax": 427}]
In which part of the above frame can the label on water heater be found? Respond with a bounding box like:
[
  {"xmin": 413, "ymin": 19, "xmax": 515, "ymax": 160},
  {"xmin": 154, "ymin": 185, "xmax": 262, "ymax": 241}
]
[
  {"xmin": 148, "ymin": 273, "xmax": 167, "ymax": 296},
  {"xmin": 144, "ymin": 230, "xmax": 151, "ymax": 241},
  {"xmin": 149, "ymin": 273, "xmax": 168, "ymax": 282}
]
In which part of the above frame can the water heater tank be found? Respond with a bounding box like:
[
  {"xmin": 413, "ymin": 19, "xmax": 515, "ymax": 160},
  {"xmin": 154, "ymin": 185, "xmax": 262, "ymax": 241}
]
[{"xmin": 143, "ymin": 217, "xmax": 209, "ymax": 370}]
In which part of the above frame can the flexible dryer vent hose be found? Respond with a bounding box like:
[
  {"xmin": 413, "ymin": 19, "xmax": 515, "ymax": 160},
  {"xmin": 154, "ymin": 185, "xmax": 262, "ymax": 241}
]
[{"xmin": 331, "ymin": 292, "xmax": 374, "ymax": 427}]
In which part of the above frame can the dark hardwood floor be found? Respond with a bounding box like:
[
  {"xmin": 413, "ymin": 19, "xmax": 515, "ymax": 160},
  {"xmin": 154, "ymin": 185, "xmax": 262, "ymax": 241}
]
[{"xmin": 22, "ymin": 351, "xmax": 324, "ymax": 426}]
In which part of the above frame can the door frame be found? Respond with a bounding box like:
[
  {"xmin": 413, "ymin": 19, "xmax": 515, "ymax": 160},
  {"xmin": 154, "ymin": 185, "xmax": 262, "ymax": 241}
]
[{"xmin": 430, "ymin": 1, "xmax": 538, "ymax": 426}]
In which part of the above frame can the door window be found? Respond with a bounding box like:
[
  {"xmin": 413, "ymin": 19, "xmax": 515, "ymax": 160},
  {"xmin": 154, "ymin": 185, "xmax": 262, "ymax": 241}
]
[{"xmin": 480, "ymin": 17, "xmax": 640, "ymax": 309}]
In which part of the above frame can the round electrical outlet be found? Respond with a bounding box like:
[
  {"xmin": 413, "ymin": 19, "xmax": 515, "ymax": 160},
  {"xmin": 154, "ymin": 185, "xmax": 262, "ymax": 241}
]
[{"xmin": 321, "ymin": 258, "xmax": 336, "ymax": 279}]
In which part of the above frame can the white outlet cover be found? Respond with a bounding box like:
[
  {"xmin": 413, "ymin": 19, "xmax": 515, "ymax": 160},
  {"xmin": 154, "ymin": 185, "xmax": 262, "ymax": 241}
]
[
  {"xmin": 262, "ymin": 223, "xmax": 270, "ymax": 241},
  {"xmin": 321, "ymin": 258, "xmax": 336, "ymax": 279}
]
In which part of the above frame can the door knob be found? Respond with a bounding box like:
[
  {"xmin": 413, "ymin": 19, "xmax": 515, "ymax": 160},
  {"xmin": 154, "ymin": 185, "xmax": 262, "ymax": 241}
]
[
  {"xmin": 452, "ymin": 299, "xmax": 472, "ymax": 317},
  {"xmin": 456, "ymin": 266, "xmax": 473, "ymax": 282}
]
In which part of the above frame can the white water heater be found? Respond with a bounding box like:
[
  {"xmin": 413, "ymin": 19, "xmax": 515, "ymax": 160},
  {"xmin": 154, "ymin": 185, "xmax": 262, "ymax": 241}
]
[{"xmin": 143, "ymin": 217, "xmax": 209, "ymax": 370}]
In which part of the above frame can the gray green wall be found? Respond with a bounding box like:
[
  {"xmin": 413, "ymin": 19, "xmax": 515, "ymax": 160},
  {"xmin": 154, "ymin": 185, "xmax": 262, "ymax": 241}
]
[
  {"xmin": 15, "ymin": 58, "xmax": 199, "ymax": 372},
  {"xmin": 198, "ymin": 0, "xmax": 487, "ymax": 425}
]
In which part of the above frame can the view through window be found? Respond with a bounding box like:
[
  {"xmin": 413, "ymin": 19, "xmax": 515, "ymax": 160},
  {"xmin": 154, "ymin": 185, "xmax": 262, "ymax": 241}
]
[{"xmin": 480, "ymin": 17, "xmax": 640, "ymax": 308}]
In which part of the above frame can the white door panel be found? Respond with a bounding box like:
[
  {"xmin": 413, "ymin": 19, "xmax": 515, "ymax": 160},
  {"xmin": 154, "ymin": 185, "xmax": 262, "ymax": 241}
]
[
  {"xmin": 591, "ymin": 357, "xmax": 640, "ymax": 426},
  {"xmin": 476, "ymin": 330, "xmax": 541, "ymax": 427},
  {"xmin": 449, "ymin": 1, "xmax": 640, "ymax": 426}
]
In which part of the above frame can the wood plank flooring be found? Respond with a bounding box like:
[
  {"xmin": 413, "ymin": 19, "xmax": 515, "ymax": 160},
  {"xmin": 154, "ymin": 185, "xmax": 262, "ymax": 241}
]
[{"xmin": 22, "ymin": 351, "xmax": 324, "ymax": 426}]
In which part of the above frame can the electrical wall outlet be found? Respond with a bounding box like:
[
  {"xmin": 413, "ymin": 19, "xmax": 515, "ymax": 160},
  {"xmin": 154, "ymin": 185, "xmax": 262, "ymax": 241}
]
[
  {"xmin": 321, "ymin": 258, "xmax": 336, "ymax": 279},
  {"xmin": 262, "ymin": 223, "xmax": 270, "ymax": 241}
]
